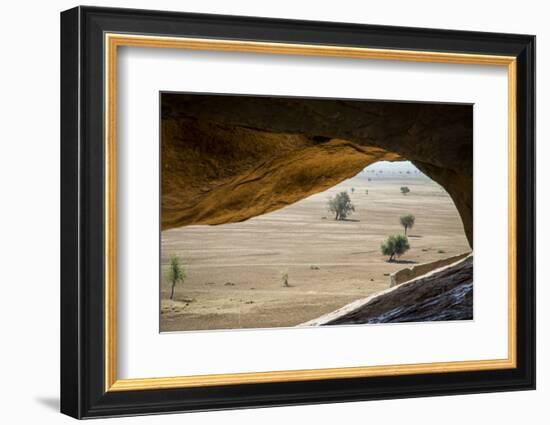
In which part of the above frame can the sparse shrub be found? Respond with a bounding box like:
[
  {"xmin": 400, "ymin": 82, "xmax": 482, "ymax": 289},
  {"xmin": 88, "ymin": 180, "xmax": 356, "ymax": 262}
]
[
  {"xmin": 350, "ymin": 187, "xmax": 355, "ymax": 194},
  {"xmin": 327, "ymin": 191, "xmax": 355, "ymax": 220},
  {"xmin": 380, "ymin": 234, "xmax": 410, "ymax": 262},
  {"xmin": 281, "ymin": 272, "xmax": 290, "ymax": 287},
  {"xmin": 400, "ymin": 214, "xmax": 415, "ymax": 235},
  {"xmin": 365, "ymin": 189, "xmax": 369, "ymax": 195},
  {"xmin": 437, "ymin": 249, "xmax": 446, "ymax": 254},
  {"xmin": 167, "ymin": 255, "xmax": 187, "ymax": 300},
  {"xmin": 400, "ymin": 186, "xmax": 410, "ymax": 195},
  {"xmin": 310, "ymin": 265, "xmax": 320, "ymax": 270}
]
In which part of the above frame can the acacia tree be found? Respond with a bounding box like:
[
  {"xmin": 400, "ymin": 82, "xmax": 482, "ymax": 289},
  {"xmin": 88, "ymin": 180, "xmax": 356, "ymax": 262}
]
[
  {"xmin": 380, "ymin": 234, "xmax": 410, "ymax": 262},
  {"xmin": 168, "ymin": 254, "xmax": 187, "ymax": 300},
  {"xmin": 400, "ymin": 186, "xmax": 410, "ymax": 195},
  {"xmin": 328, "ymin": 191, "xmax": 355, "ymax": 220},
  {"xmin": 281, "ymin": 272, "xmax": 290, "ymax": 287},
  {"xmin": 400, "ymin": 214, "xmax": 416, "ymax": 235}
]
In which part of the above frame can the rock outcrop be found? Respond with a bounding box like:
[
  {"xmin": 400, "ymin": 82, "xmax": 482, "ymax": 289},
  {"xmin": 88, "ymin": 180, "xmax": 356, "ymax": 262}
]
[
  {"xmin": 389, "ymin": 252, "xmax": 471, "ymax": 287},
  {"xmin": 161, "ymin": 94, "xmax": 473, "ymax": 247},
  {"xmin": 300, "ymin": 255, "xmax": 473, "ymax": 326}
]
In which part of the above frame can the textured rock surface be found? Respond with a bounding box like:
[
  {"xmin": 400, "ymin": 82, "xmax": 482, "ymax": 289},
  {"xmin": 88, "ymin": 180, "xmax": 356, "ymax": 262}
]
[
  {"xmin": 161, "ymin": 94, "xmax": 473, "ymax": 246},
  {"xmin": 301, "ymin": 255, "xmax": 473, "ymax": 326}
]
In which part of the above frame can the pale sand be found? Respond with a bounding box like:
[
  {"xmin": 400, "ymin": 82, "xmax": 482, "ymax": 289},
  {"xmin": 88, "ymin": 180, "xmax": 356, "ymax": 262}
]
[{"xmin": 160, "ymin": 173, "xmax": 470, "ymax": 332}]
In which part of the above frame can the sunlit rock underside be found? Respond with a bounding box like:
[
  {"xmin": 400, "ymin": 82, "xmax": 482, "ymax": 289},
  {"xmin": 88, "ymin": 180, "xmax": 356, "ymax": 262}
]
[{"xmin": 161, "ymin": 94, "xmax": 473, "ymax": 247}]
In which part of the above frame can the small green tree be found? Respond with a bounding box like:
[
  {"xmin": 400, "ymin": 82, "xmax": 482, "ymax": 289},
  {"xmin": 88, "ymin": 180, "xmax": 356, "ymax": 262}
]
[
  {"xmin": 400, "ymin": 214, "xmax": 415, "ymax": 235},
  {"xmin": 167, "ymin": 255, "xmax": 187, "ymax": 300},
  {"xmin": 350, "ymin": 187, "xmax": 355, "ymax": 194},
  {"xmin": 365, "ymin": 189, "xmax": 369, "ymax": 195},
  {"xmin": 400, "ymin": 186, "xmax": 410, "ymax": 195},
  {"xmin": 380, "ymin": 235, "xmax": 410, "ymax": 262},
  {"xmin": 281, "ymin": 272, "xmax": 290, "ymax": 287},
  {"xmin": 328, "ymin": 191, "xmax": 355, "ymax": 220}
]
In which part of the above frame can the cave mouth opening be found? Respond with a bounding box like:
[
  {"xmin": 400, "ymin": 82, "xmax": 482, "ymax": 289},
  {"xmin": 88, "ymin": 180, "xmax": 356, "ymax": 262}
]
[{"xmin": 161, "ymin": 93, "xmax": 473, "ymax": 248}]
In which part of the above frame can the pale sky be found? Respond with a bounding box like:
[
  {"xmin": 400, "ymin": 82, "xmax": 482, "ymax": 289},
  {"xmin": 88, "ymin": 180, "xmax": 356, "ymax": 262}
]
[{"xmin": 362, "ymin": 160, "xmax": 420, "ymax": 173}]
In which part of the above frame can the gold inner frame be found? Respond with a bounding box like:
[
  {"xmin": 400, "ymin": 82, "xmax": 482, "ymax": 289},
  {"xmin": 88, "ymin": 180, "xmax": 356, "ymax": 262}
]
[{"xmin": 104, "ymin": 33, "xmax": 517, "ymax": 392}]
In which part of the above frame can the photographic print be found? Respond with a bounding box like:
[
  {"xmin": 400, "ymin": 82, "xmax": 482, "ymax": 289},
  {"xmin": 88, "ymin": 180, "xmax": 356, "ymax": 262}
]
[
  {"xmin": 160, "ymin": 93, "xmax": 473, "ymax": 332},
  {"xmin": 61, "ymin": 8, "xmax": 535, "ymax": 417}
]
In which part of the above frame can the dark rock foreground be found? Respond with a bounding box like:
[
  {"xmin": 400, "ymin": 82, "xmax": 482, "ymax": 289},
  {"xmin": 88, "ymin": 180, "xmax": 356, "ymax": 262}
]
[{"xmin": 303, "ymin": 255, "xmax": 473, "ymax": 326}]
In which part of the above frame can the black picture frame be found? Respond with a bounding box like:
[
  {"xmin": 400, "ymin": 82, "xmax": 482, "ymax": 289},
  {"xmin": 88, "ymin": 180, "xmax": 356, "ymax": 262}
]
[{"xmin": 60, "ymin": 5, "xmax": 535, "ymax": 419}]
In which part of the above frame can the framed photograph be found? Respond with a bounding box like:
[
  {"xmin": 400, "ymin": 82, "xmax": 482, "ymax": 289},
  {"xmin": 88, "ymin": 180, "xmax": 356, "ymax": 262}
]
[{"xmin": 60, "ymin": 6, "xmax": 535, "ymax": 419}]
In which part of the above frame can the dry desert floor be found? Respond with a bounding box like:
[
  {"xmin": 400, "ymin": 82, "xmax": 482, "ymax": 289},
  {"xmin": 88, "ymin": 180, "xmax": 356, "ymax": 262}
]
[{"xmin": 160, "ymin": 171, "xmax": 471, "ymax": 332}]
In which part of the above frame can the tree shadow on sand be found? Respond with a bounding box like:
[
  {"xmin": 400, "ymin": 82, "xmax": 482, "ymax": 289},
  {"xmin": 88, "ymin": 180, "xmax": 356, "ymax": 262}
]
[{"xmin": 387, "ymin": 259, "xmax": 418, "ymax": 264}]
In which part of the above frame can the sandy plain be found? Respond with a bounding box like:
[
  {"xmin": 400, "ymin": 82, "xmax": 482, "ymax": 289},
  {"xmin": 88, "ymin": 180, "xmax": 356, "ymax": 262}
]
[{"xmin": 160, "ymin": 170, "xmax": 471, "ymax": 332}]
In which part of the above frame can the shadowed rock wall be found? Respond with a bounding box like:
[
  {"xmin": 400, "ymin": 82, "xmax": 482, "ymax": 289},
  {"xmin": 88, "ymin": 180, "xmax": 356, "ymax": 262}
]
[
  {"xmin": 301, "ymin": 255, "xmax": 473, "ymax": 326},
  {"xmin": 161, "ymin": 94, "xmax": 473, "ymax": 247}
]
